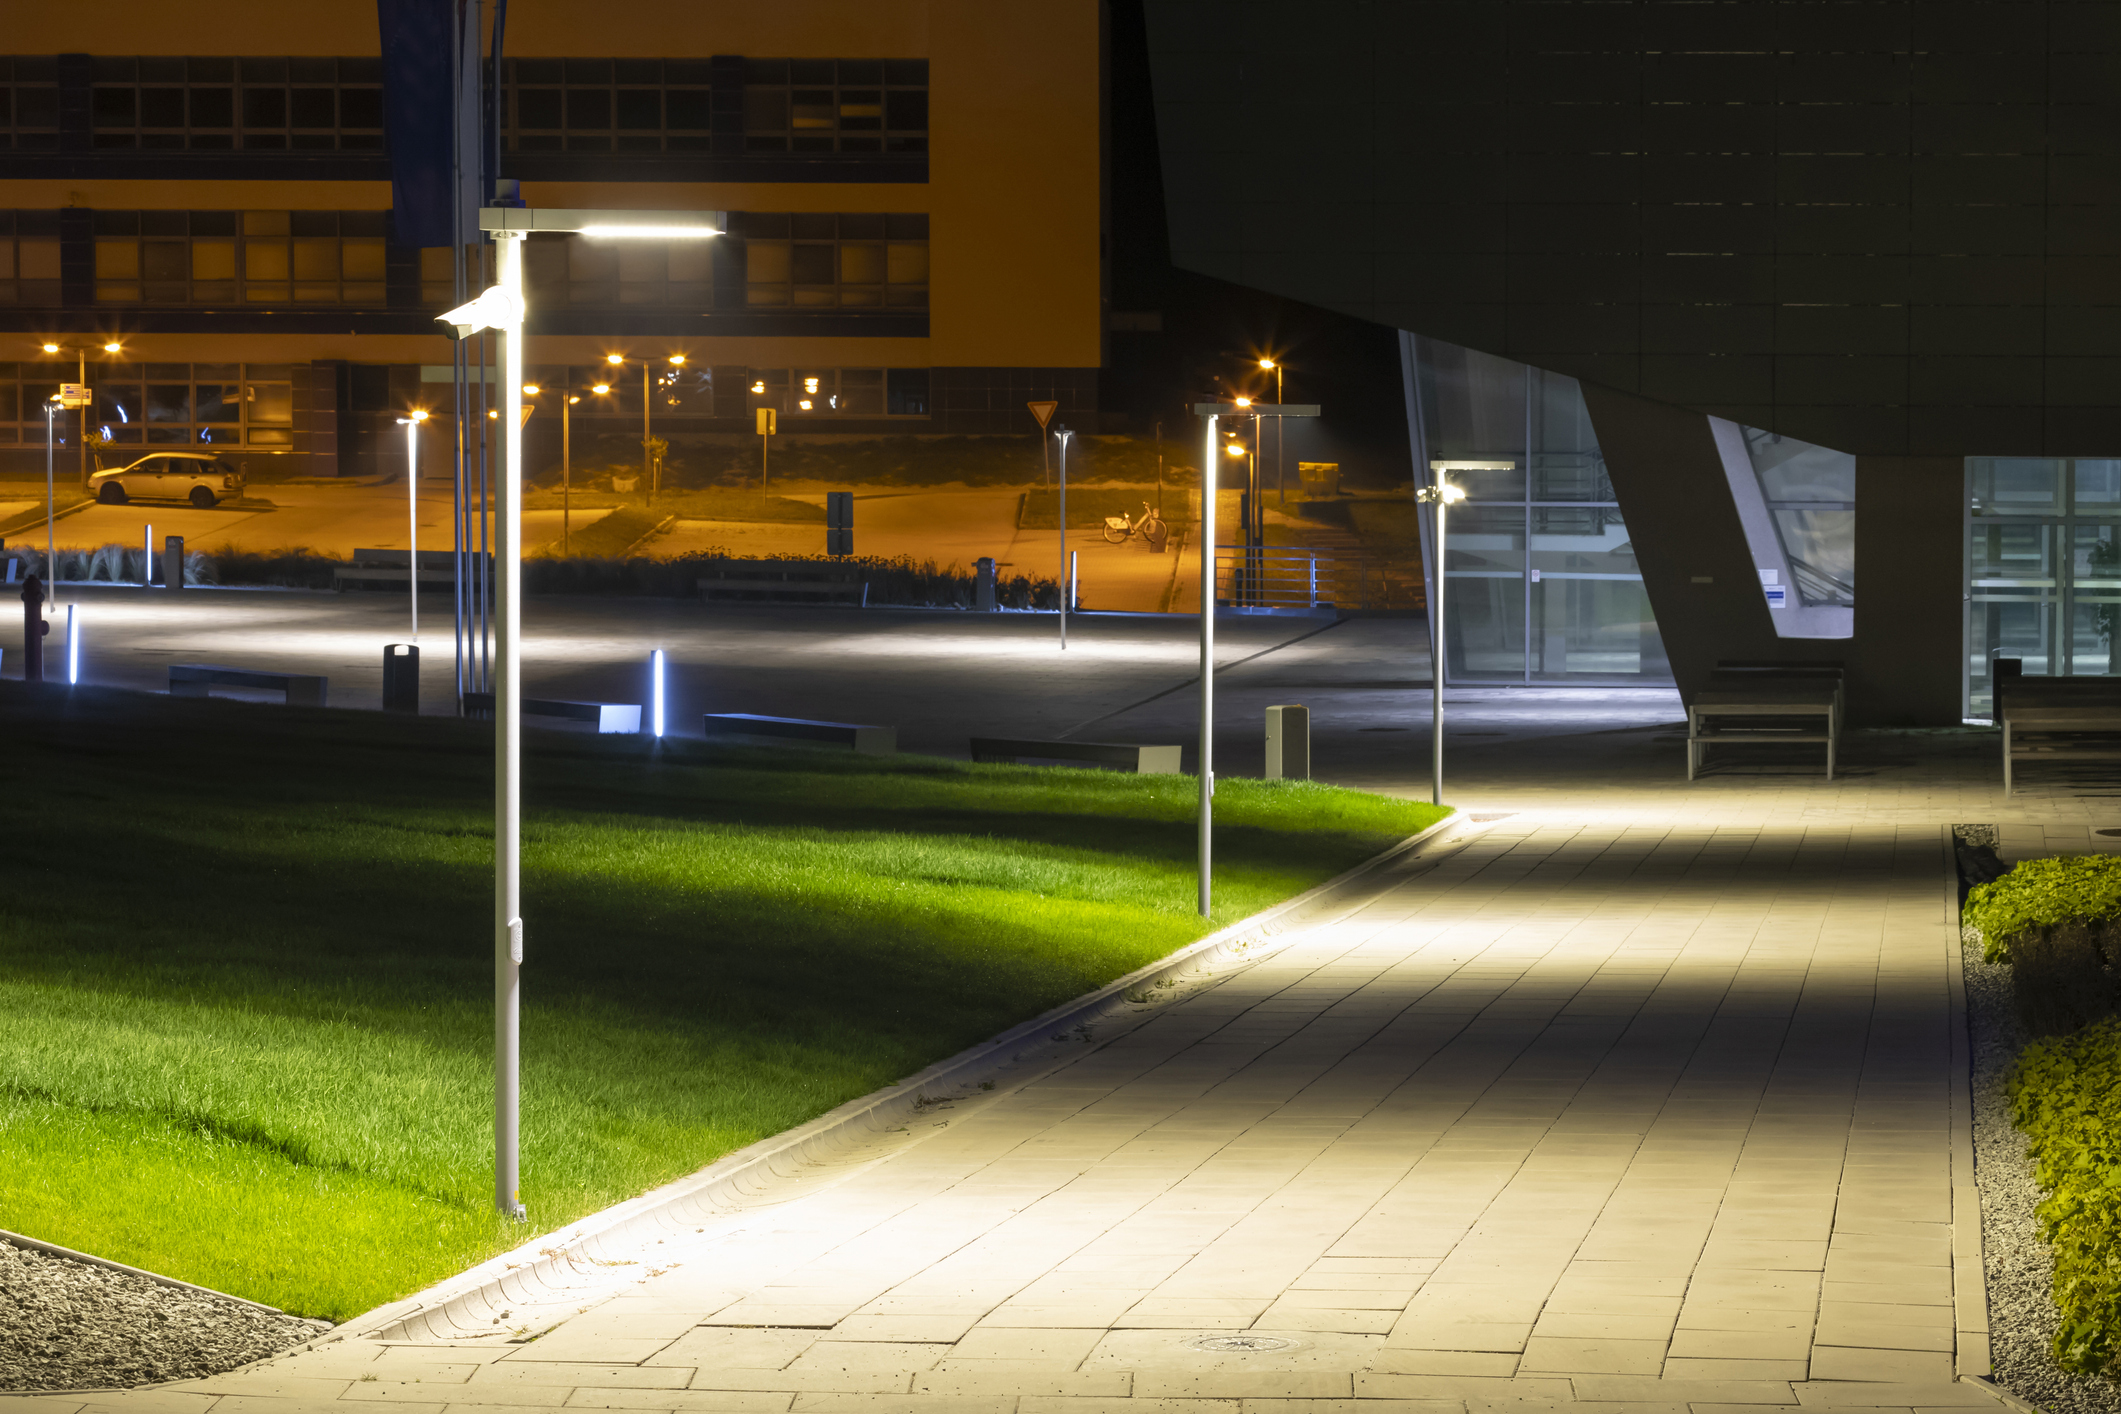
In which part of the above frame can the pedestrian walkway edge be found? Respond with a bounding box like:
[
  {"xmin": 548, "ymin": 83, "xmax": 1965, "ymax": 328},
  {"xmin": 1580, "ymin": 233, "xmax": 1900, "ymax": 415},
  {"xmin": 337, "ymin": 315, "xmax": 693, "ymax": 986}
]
[
  {"xmin": 1945, "ymin": 823, "xmax": 1993, "ymax": 1380},
  {"xmin": 338, "ymin": 807, "xmax": 1478, "ymax": 1346}
]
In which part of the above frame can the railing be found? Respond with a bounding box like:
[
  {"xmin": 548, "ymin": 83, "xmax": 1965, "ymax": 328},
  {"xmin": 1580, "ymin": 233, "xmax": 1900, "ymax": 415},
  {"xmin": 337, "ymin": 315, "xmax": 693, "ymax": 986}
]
[{"xmin": 1214, "ymin": 546, "xmax": 1423, "ymax": 611}]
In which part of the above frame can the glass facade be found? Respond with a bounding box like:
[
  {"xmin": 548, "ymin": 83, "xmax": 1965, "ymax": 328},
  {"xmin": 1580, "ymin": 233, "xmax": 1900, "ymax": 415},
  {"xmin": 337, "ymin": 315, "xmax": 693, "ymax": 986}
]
[
  {"xmin": 1966, "ymin": 457, "xmax": 2121, "ymax": 717},
  {"xmin": 1408, "ymin": 335, "xmax": 1671, "ymax": 685},
  {"xmin": 1740, "ymin": 427, "xmax": 1855, "ymax": 609}
]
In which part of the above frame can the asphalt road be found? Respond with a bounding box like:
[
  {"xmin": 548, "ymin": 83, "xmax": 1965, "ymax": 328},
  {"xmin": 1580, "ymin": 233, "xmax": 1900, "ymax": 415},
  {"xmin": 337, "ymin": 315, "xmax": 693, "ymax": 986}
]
[{"xmin": 15, "ymin": 587, "xmax": 1682, "ymax": 790}]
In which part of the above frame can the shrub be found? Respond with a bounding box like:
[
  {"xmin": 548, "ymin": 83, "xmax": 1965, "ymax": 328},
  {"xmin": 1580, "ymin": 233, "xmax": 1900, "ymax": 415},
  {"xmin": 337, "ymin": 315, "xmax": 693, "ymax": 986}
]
[
  {"xmin": 1965, "ymin": 854, "xmax": 2121, "ymax": 964},
  {"xmin": 2012, "ymin": 1016, "xmax": 2121, "ymax": 1374},
  {"xmin": 195, "ymin": 549, "xmax": 341, "ymax": 590}
]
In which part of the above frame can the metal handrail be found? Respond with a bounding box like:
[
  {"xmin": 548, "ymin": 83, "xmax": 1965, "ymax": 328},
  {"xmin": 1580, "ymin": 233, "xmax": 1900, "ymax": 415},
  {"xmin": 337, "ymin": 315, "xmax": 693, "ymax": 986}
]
[{"xmin": 1214, "ymin": 544, "xmax": 1385, "ymax": 610}]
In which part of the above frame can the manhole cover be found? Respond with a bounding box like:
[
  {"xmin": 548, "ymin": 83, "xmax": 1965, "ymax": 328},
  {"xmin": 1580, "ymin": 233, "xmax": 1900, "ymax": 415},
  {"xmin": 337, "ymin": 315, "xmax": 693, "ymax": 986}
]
[{"xmin": 1182, "ymin": 1334, "xmax": 1299, "ymax": 1353}]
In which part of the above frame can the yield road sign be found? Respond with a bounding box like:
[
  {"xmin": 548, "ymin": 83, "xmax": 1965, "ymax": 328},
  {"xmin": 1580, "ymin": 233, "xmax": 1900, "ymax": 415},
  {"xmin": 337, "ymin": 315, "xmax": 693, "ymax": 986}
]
[{"xmin": 1027, "ymin": 400, "xmax": 1058, "ymax": 428}]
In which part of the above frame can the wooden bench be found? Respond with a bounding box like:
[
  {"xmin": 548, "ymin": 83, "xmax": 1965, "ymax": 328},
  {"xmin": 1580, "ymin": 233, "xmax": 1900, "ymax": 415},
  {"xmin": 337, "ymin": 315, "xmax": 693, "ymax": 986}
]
[
  {"xmin": 970, "ymin": 737, "xmax": 1184, "ymax": 774},
  {"xmin": 334, "ymin": 548, "xmax": 466, "ymax": 591},
  {"xmin": 703, "ymin": 713, "xmax": 895, "ymax": 754},
  {"xmin": 1688, "ymin": 669, "xmax": 1843, "ymax": 781},
  {"xmin": 169, "ymin": 663, "xmax": 327, "ymax": 707},
  {"xmin": 698, "ymin": 561, "xmax": 868, "ymax": 606},
  {"xmin": 1996, "ymin": 666, "xmax": 2121, "ymax": 793},
  {"xmin": 461, "ymin": 692, "xmax": 642, "ymax": 733}
]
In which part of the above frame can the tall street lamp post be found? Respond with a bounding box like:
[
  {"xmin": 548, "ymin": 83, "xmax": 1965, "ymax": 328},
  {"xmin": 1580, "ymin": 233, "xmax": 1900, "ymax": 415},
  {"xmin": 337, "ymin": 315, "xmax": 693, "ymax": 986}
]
[
  {"xmin": 1055, "ymin": 425, "xmax": 1073, "ymax": 649},
  {"xmin": 447, "ymin": 205, "xmax": 723, "ymax": 1220},
  {"xmin": 1191, "ymin": 399, "xmax": 1321, "ymax": 918},
  {"xmin": 38, "ymin": 339, "xmax": 123, "ymax": 490},
  {"xmin": 398, "ymin": 409, "xmax": 430, "ymax": 640},
  {"xmin": 1418, "ymin": 463, "xmax": 1494, "ymax": 807},
  {"xmin": 1258, "ymin": 358, "xmax": 1284, "ymax": 505},
  {"xmin": 605, "ymin": 352, "xmax": 687, "ymax": 502}
]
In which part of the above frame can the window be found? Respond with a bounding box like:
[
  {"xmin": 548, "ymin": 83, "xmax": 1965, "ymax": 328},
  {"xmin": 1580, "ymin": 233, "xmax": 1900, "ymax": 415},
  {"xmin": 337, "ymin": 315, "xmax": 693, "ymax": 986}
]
[
  {"xmin": 736, "ymin": 212, "xmax": 927, "ymax": 310},
  {"xmin": 742, "ymin": 58, "xmax": 927, "ymax": 154},
  {"xmin": 503, "ymin": 58, "xmax": 714, "ymax": 153},
  {"xmin": 0, "ymin": 211, "xmax": 63, "ymax": 305},
  {"xmin": 498, "ymin": 56, "xmax": 929, "ymax": 155},
  {"xmin": 0, "ymin": 362, "xmax": 291, "ymax": 449},
  {"xmin": 89, "ymin": 210, "xmax": 389, "ymax": 305},
  {"xmin": 1966, "ymin": 458, "xmax": 2121, "ymax": 717},
  {"xmin": 84, "ymin": 56, "xmax": 383, "ymax": 151},
  {"xmin": 747, "ymin": 367, "xmax": 927, "ymax": 419},
  {"xmin": 523, "ymin": 231, "xmax": 715, "ymax": 308},
  {"xmin": 1410, "ymin": 333, "xmax": 1671, "ymax": 685},
  {"xmin": 1, "ymin": 57, "xmax": 60, "ymax": 150},
  {"xmin": 887, "ymin": 368, "xmax": 929, "ymax": 416}
]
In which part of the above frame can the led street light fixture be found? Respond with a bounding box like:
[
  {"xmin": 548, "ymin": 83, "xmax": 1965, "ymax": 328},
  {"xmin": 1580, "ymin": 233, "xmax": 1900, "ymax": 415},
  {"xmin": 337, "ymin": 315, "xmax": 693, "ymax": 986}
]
[{"xmin": 436, "ymin": 286, "xmax": 525, "ymax": 341}]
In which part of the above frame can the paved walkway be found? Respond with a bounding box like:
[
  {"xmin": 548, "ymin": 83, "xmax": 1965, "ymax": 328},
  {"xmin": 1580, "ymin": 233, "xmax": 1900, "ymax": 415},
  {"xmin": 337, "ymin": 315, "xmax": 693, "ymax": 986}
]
[
  {"xmin": 21, "ymin": 802, "xmax": 2021, "ymax": 1414},
  {"xmin": 20, "ymin": 615, "xmax": 2114, "ymax": 1414}
]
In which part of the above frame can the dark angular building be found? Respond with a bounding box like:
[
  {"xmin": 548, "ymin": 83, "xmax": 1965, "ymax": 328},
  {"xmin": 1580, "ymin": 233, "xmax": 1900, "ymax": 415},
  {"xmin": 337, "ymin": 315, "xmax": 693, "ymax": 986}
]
[{"xmin": 1145, "ymin": 1, "xmax": 2121, "ymax": 722}]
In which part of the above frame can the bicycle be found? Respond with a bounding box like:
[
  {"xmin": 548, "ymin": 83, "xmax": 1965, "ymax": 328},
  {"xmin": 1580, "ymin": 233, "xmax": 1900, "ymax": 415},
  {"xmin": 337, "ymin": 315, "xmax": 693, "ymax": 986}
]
[{"xmin": 1103, "ymin": 502, "xmax": 1168, "ymax": 545}]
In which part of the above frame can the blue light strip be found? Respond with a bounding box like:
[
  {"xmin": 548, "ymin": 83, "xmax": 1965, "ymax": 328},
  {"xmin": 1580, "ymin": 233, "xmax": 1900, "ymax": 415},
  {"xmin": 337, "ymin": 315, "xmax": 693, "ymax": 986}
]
[{"xmin": 651, "ymin": 648, "xmax": 665, "ymax": 738}]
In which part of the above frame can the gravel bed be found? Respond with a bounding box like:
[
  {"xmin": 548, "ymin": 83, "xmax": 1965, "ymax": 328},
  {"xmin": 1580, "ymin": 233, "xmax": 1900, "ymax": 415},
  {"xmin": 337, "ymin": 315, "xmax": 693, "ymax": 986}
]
[
  {"xmin": 1969, "ymin": 932, "xmax": 2121, "ymax": 1413},
  {"xmin": 0, "ymin": 1237, "xmax": 325, "ymax": 1391}
]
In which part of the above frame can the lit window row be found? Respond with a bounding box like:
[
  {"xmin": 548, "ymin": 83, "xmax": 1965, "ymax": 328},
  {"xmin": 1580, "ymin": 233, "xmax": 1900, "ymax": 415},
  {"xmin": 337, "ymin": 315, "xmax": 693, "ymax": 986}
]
[
  {"xmin": 0, "ymin": 362, "xmax": 294, "ymax": 447},
  {"xmin": 89, "ymin": 211, "xmax": 389, "ymax": 305}
]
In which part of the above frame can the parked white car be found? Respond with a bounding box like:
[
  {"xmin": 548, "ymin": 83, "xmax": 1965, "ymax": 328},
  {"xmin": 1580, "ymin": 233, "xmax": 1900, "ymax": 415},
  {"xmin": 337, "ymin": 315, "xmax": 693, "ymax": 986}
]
[{"xmin": 91, "ymin": 452, "xmax": 246, "ymax": 509}]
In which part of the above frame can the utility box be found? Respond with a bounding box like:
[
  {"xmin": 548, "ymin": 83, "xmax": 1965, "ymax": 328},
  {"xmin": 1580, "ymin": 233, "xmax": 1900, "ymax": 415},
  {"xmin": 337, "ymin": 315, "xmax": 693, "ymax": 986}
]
[
  {"xmin": 825, "ymin": 491, "xmax": 853, "ymax": 557},
  {"xmin": 162, "ymin": 535, "xmax": 185, "ymax": 591},
  {"xmin": 383, "ymin": 643, "xmax": 419, "ymax": 714},
  {"xmin": 975, "ymin": 556, "xmax": 997, "ymax": 611},
  {"xmin": 1265, "ymin": 703, "xmax": 1310, "ymax": 780}
]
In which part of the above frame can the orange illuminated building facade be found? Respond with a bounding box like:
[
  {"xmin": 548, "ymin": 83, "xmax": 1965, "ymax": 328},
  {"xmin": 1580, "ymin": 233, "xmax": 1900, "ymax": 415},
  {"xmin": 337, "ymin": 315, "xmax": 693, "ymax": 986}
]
[{"xmin": 0, "ymin": 3, "xmax": 1104, "ymax": 475}]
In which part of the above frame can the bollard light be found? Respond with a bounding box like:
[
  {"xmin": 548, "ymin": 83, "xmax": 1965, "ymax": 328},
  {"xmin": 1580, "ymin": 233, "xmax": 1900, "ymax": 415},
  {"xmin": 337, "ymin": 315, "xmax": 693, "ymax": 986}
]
[{"xmin": 651, "ymin": 648, "xmax": 665, "ymax": 738}]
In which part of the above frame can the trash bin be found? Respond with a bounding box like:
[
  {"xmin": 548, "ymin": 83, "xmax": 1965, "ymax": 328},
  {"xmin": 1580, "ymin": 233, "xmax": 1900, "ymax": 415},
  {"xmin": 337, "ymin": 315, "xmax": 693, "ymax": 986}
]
[
  {"xmin": 975, "ymin": 557, "xmax": 997, "ymax": 612},
  {"xmin": 383, "ymin": 643, "xmax": 419, "ymax": 714}
]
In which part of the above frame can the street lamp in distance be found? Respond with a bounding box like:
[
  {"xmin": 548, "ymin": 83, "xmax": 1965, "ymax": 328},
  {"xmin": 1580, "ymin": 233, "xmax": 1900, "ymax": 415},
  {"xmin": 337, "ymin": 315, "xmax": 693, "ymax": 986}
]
[
  {"xmin": 1417, "ymin": 467, "xmax": 1490, "ymax": 808},
  {"xmin": 37, "ymin": 338, "xmax": 125, "ymax": 490},
  {"xmin": 396, "ymin": 409, "xmax": 431, "ymax": 640}
]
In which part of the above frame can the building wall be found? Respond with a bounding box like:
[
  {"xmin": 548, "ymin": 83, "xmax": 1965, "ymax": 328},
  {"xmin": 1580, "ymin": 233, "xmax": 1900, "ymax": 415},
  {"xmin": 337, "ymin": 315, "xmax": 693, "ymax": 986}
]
[
  {"xmin": 0, "ymin": 1, "xmax": 1103, "ymax": 473},
  {"xmin": 1145, "ymin": 0, "xmax": 2121, "ymax": 459}
]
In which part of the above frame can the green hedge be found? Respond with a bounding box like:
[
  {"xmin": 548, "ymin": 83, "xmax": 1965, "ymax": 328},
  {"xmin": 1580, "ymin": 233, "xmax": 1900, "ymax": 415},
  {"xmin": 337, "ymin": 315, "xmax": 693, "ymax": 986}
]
[
  {"xmin": 2013, "ymin": 1016, "xmax": 2121, "ymax": 1374},
  {"xmin": 1966, "ymin": 854, "xmax": 2121, "ymax": 964}
]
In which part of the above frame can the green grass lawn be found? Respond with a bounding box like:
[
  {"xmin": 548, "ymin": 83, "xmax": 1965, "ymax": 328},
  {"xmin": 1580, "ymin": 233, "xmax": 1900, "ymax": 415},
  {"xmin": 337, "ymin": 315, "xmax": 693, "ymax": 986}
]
[{"xmin": 0, "ymin": 686, "xmax": 1443, "ymax": 1322}]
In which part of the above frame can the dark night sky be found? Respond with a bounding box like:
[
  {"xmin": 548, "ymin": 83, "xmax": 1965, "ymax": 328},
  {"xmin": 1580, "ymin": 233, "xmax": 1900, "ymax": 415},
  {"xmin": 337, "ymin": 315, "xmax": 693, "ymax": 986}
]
[{"xmin": 1101, "ymin": 0, "xmax": 1415, "ymax": 490}]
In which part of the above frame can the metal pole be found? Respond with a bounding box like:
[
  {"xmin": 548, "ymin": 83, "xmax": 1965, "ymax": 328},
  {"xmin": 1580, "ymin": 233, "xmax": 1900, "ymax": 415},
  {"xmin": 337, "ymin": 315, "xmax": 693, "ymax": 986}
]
[
  {"xmin": 494, "ymin": 230, "xmax": 526, "ymax": 1222},
  {"xmin": 77, "ymin": 350, "xmax": 86, "ymax": 492},
  {"xmin": 641, "ymin": 361, "xmax": 651, "ymax": 501},
  {"xmin": 45, "ymin": 403, "xmax": 55, "ymax": 590},
  {"xmin": 1057, "ymin": 428, "xmax": 1071, "ymax": 649},
  {"xmin": 144, "ymin": 523, "xmax": 151, "ymax": 588},
  {"xmin": 1432, "ymin": 496, "xmax": 1446, "ymax": 807},
  {"xmin": 1198, "ymin": 413, "xmax": 1217, "ymax": 918},
  {"xmin": 562, "ymin": 392, "xmax": 571, "ymax": 555},
  {"xmin": 408, "ymin": 418, "xmax": 420, "ymax": 641}
]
